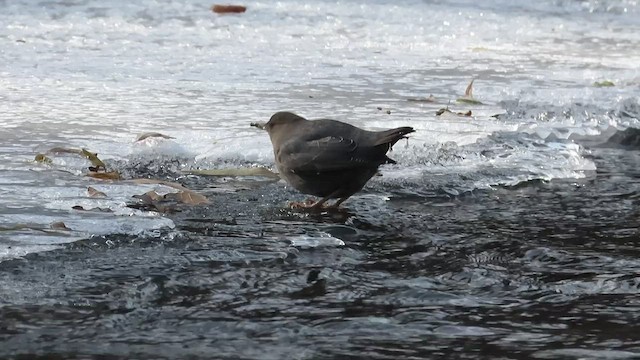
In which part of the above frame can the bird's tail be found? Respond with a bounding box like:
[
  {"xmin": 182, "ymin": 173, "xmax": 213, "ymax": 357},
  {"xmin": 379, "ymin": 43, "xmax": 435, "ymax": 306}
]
[{"xmin": 374, "ymin": 127, "xmax": 415, "ymax": 147}]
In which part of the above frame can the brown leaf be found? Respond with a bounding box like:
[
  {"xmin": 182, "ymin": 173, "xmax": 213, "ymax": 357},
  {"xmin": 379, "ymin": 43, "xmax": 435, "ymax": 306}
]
[
  {"xmin": 34, "ymin": 154, "xmax": 53, "ymax": 164},
  {"xmin": 211, "ymin": 4, "xmax": 247, "ymax": 13},
  {"xmin": 136, "ymin": 132, "xmax": 175, "ymax": 141},
  {"xmin": 87, "ymin": 171, "xmax": 121, "ymax": 180},
  {"xmin": 464, "ymin": 79, "xmax": 474, "ymax": 98},
  {"xmin": 133, "ymin": 190, "xmax": 164, "ymax": 204},
  {"xmin": 50, "ymin": 221, "xmax": 71, "ymax": 230},
  {"xmin": 72, "ymin": 205, "xmax": 112, "ymax": 212},
  {"xmin": 183, "ymin": 167, "xmax": 280, "ymax": 179},
  {"xmin": 436, "ymin": 108, "xmax": 473, "ymax": 117},
  {"xmin": 164, "ymin": 190, "xmax": 209, "ymax": 205},
  {"xmin": 456, "ymin": 79, "xmax": 483, "ymax": 105},
  {"xmin": 129, "ymin": 178, "xmax": 189, "ymax": 191},
  {"xmin": 87, "ymin": 186, "xmax": 107, "ymax": 198}
]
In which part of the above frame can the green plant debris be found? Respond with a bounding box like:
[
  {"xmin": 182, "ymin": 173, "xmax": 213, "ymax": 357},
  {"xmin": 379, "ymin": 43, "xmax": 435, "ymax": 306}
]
[
  {"xmin": 456, "ymin": 79, "xmax": 483, "ymax": 105},
  {"xmin": 593, "ymin": 80, "xmax": 615, "ymax": 87},
  {"xmin": 34, "ymin": 154, "xmax": 53, "ymax": 164}
]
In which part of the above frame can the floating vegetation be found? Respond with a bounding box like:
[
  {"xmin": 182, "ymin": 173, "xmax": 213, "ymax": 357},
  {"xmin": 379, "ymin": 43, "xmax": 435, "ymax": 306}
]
[
  {"xmin": 72, "ymin": 205, "xmax": 113, "ymax": 213},
  {"xmin": 436, "ymin": 108, "xmax": 473, "ymax": 117},
  {"xmin": 87, "ymin": 171, "xmax": 121, "ymax": 180},
  {"xmin": 593, "ymin": 80, "xmax": 615, "ymax": 87},
  {"xmin": 87, "ymin": 186, "xmax": 107, "ymax": 198},
  {"xmin": 49, "ymin": 221, "xmax": 71, "ymax": 230},
  {"xmin": 211, "ymin": 4, "xmax": 247, "ymax": 14},
  {"xmin": 130, "ymin": 179, "xmax": 210, "ymax": 207},
  {"xmin": 81, "ymin": 148, "xmax": 106, "ymax": 170},
  {"xmin": 34, "ymin": 154, "xmax": 52, "ymax": 164},
  {"xmin": 184, "ymin": 167, "xmax": 279, "ymax": 179},
  {"xmin": 136, "ymin": 132, "xmax": 175, "ymax": 142},
  {"xmin": 41, "ymin": 147, "xmax": 116, "ymax": 177},
  {"xmin": 456, "ymin": 79, "xmax": 483, "ymax": 105}
]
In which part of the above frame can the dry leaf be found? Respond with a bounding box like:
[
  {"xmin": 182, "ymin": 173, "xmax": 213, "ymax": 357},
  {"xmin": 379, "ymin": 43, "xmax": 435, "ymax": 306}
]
[
  {"xmin": 87, "ymin": 186, "xmax": 107, "ymax": 198},
  {"xmin": 594, "ymin": 80, "xmax": 615, "ymax": 87},
  {"xmin": 72, "ymin": 205, "xmax": 112, "ymax": 212},
  {"xmin": 130, "ymin": 190, "xmax": 176, "ymax": 213},
  {"xmin": 184, "ymin": 167, "xmax": 279, "ymax": 179},
  {"xmin": 50, "ymin": 221, "xmax": 71, "ymax": 230},
  {"xmin": 132, "ymin": 190, "xmax": 164, "ymax": 203},
  {"xmin": 34, "ymin": 154, "xmax": 53, "ymax": 164},
  {"xmin": 456, "ymin": 79, "xmax": 483, "ymax": 105},
  {"xmin": 211, "ymin": 4, "xmax": 247, "ymax": 13},
  {"xmin": 164, "ymin": 191, "xmax": 209, "ymax": 205},
  {"xmin": 87, "ymin": 171, "xmax": 121, "ymax": 180},
  {"xmin": 436, "ymin": 108, "xmax": 472, "ymax": 117},
  {"xmin": 129, "ymin": 178, "xmax": 189, "ymax": 191},
  {"xmin": 81, "ymin": 148, "xmax": 106, "ymax": 170},
  {"xmin": 136, "ymin": 132, "xmax": 175, "ymax": 141}
]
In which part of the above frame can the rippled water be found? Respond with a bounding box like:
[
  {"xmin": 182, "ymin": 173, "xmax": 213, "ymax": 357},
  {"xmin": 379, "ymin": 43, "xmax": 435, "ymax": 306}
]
[{"xmin": 1, "ymin": 0, "xmax": 640, "ymax": 358}]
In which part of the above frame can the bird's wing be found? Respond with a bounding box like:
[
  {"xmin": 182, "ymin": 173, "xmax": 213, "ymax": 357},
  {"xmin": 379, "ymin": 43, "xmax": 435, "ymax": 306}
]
[{"xmin": 278, "ymin": 135, "xmax": 382, "ymax": 173}]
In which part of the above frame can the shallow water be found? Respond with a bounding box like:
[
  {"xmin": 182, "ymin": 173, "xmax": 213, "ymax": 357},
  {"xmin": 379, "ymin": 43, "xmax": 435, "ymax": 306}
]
[{"xmin": 1, "ymin": 0, "xmax": 640, "ymax": 358}]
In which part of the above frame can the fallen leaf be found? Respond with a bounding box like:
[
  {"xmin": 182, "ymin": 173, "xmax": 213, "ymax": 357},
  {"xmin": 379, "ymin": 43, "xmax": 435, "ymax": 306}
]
[
  {"xmin": 211, "ymin": 4, "xmax": 247, "ymax": 13},
  {"xmin": 136, "ymin": 132, "xmax": 175, "ymax": 141},
  {"xmin": 87, "ymin": 186, "xmax": 107, "ymax": 198},
  {"xmin": 164, "ymin": 191, "xmax": 209, "ymax": 205},
  {"xmin": 184, "ymin": 167, "xmax": 279, "ymax": 179},
  {"xmin": 132, "ymin": 190, "xmax": 164, "ymax": 203},
  {"xmin": 72, "ymin": 205, "xmax": 112, "ymax": 212},
  {"xmin": 87, "ymin": 171, "xmax": 121, "ymax": 180},
  {"xmin": 50, "ymin": 221, "xmax": 70, "ymax": 230},
  {"xmin": 130, "ymin": 190, "xmax": 176, "ymax": 213},
  {"xmin": 129, "ymin": 178, "xmax": 189, "ymax": 191},
  {"xmin": 34, "ymin": 154, "xmax": 53, "ymax": 164},
  {"xmin": 436, "ymin": 108, "xmax": 472, "ymax": 117},
  {"xmin": 81, "ymin": 148, "xmax": 106, "ymax": 170},
  {"xmin": 593, "ymin": 80, "xmax": 615, "ymax": 87},
  {"xmin": 456, "ymin": 79, "xmax": 483, "ymax": 105}
]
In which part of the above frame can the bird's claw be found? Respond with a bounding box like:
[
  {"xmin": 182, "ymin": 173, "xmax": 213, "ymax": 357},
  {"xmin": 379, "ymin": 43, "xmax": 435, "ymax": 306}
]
[{"xmin": 289, "ymin": 198, "xmax": 330, "ymax": 210}]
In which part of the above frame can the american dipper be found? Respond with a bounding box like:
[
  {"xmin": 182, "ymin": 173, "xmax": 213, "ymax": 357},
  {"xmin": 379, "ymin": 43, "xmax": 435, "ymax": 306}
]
[{"xmin": 265, "ymin": 111, "xmax": 415, "ymax": 208}]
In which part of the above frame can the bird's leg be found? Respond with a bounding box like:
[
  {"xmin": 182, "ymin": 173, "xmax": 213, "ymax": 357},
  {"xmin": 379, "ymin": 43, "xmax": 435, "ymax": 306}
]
[
  {"xmin": 288, "ymin": 199, "xmax": 315, "ymax": 209},
  {"xmin": 289, "ymin": 190, "xmax": 342, "ymax": 210},
  {"xmin": 332, "ymin": 196, "xmax": 350, "ymax": 208},
  {"xmin": 308, "ymin": 194, "xmax": 334, "ymax": 209}
]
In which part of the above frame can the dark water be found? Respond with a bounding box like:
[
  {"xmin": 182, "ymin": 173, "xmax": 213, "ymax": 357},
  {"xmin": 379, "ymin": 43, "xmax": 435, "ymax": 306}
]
[{"xmin": 2, "ymin": 136, "xmax": 640, "ymax": 359}]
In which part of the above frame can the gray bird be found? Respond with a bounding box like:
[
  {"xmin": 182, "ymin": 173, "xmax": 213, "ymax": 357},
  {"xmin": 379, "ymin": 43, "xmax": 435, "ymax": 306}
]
[{"xmin": 264, "ymin": 111, "xmax": 415, "ymax": 209}]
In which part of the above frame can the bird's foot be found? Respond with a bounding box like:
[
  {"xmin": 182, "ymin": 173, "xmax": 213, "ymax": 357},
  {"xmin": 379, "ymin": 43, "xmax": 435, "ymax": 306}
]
[
  {"xmin": 289, "ymin": 198, "xmax": 316, "ymax": 209},
  {"xmin": 289, "ymin": 198, "xmax": 334, "ymax": 210}
]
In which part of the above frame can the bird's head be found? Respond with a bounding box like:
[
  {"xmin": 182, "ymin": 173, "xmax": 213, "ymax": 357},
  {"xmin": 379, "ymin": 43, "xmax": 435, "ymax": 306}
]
[{"xmin": 265, "ymin": 112, "xmax": 306, "ymax": 135}]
